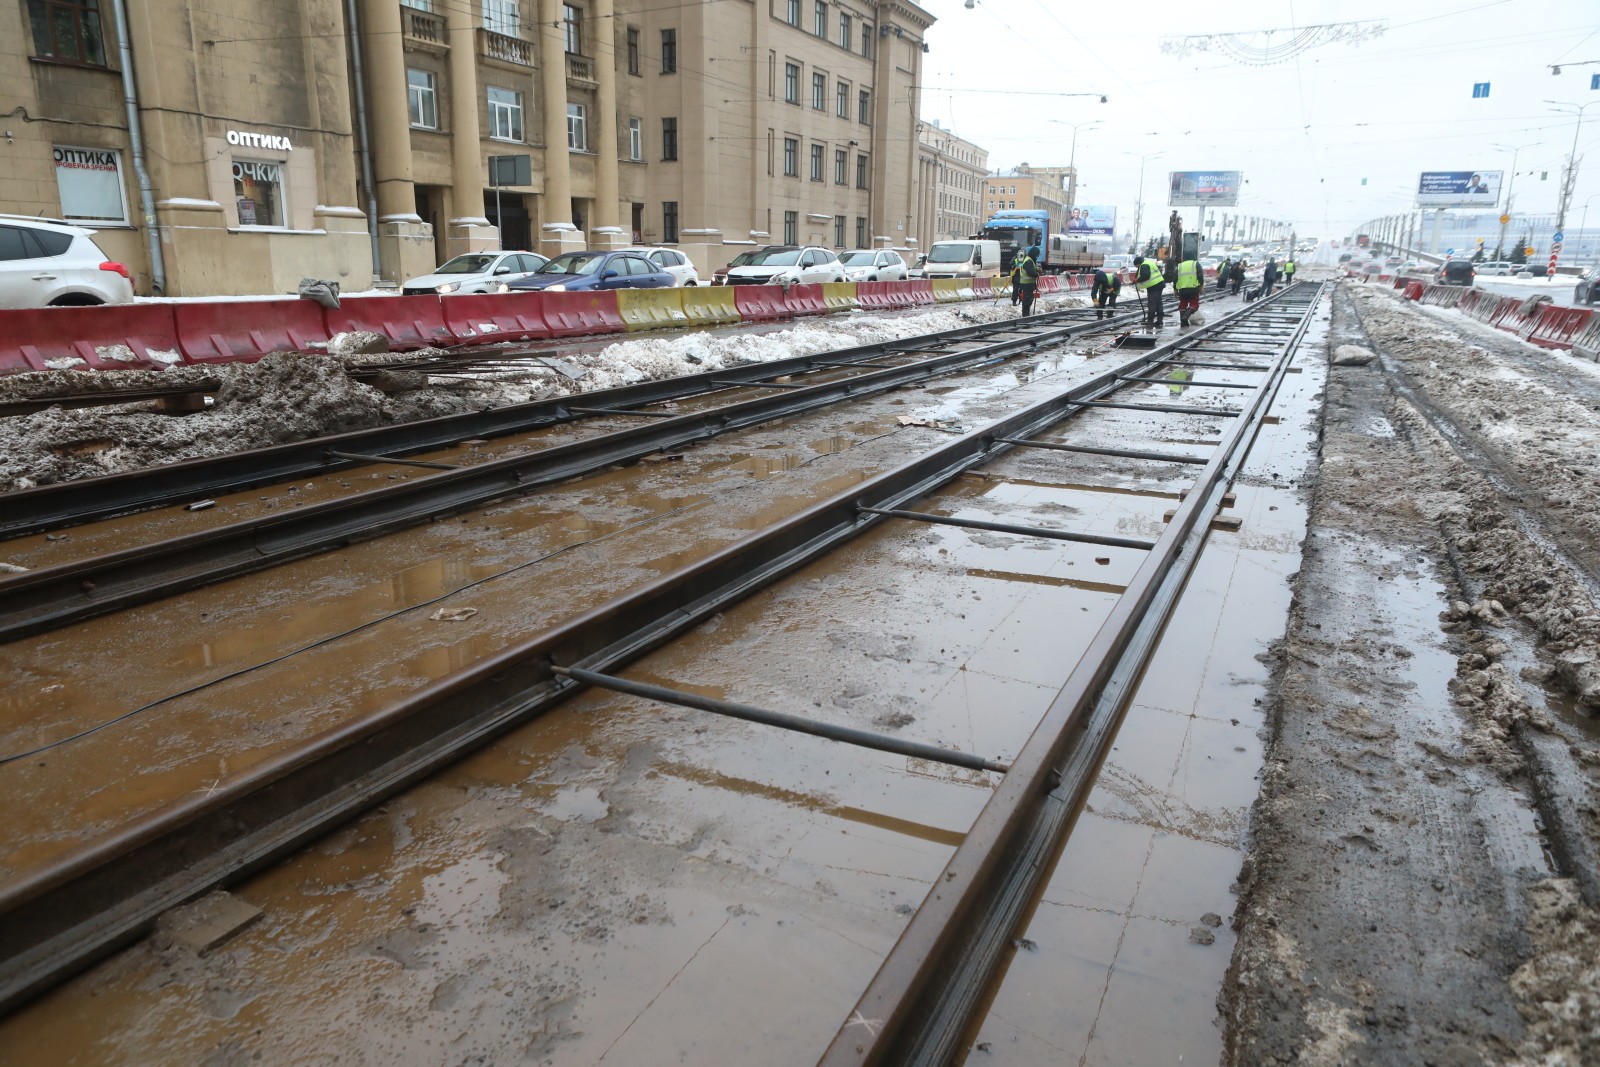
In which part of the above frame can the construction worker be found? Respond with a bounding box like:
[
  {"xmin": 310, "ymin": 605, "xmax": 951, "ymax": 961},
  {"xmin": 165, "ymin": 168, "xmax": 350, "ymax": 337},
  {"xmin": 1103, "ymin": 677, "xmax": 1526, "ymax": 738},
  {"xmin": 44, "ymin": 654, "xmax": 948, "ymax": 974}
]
[
  {"xmin": 1174, "ymin": 254, "xmax": 1203, "ymax": 327},
  {"xmin": 1011, "ymin": 244, "xmax": 1042, "ymax": 316},
  {"xmin": 1282, "ymin": 257, "xmax": 1297, "ymax": 286},
  {"xmin": 1229, "ymin": 260, "xmax": 1246, "ymax": 295},
  {"xmin": 1215, "ymin": 258, "xmax": 1231, "ymax": 290},
  {"xmin": 1261, "ymin": 258, "xmax": 1279, "ymax": 297},
  {"xmin": 1090, "ymin": 263, "xmax": 1121, "ymax": 319},
  {"xmin": 1133, "ymin": 254, "xmax": 1165, "ymax": 327}
]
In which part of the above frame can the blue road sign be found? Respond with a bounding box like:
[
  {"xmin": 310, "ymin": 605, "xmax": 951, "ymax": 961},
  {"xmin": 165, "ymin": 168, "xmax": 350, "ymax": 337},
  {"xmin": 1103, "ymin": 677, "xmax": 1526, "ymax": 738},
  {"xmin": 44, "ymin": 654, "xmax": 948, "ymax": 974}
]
[
  {"xmin": 1591, "ymin": 73, "xmax": 1599, "ymax": 90},
  {"xmin": 1472, "ymin": 82, "xmax": 1491, "ymax": 98},
  {"xmin": 1554, "ymin": 231, "xmax": 1565, "ymax": 242}
]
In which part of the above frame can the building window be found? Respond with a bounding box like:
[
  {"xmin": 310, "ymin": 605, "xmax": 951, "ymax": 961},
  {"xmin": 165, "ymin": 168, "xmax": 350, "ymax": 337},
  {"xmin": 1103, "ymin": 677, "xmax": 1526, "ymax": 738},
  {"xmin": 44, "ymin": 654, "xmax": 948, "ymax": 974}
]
[
  {"xmin": 660, "ymin": 28, "xmax": 677, "ymax": 73},
  {"xmin": 562, "ymin": 4, "xmax": 582, "ymax": 53},
  {"xmin": 836, "ymin": 80, "xmax": 849, "ymax": 118},
  {"xmin": 567, "ymin": 102, "xmax": 587, "ymax": 150},
  {"xmin": 855, "ymin": 216, "xmax": 866, "ymax": 247},
  {"xmin": 628, "ymin": 117, "xmax": 642, "ymax": 160},
  {"xmin": 663, "ymin": 201, "xmax": 679, "ymax": 243},
  {"xmin": 858, "ymin": 89, "xmax": 871, "ymax": 124},
  {"xmin": 813, "ymin": 0, "xmax": 826, "ymax": 36},
  {"xmin": 400, "ymin": 0, "xmax": 431, "ymax": 9},
  {"xmin": 661, "ymin": 116, "xmax": 678, "ymax": 160},
  {"xmin": 838, "ymin": 12, "xmax": 851, "ymax": 49},
  {"xmin": 834, "ymin": 148, "xmax": 847, "ymax": 185},
  {"xmin": 626, "ymin": 27, "xmax": 640, "ymax": 74},
  {"xmin": 784, "ymin": 210, "xmax": 798, "ymax": 244},
  {"xmin": 834, "ymin": 215, "xmax": 845, "ymax": 247},
  {"xmin": 810, "ymin": 143, "xmax": 824, "ymax": 181},
  {"xmin": 782, "ymin": 137, "xmax": 798, "ymax": 177},
  {"xmin": 232, "ymin": 160, "xmax": 285, "ymax": 228},
  {"xmin": 483, "ymin": 0, "xmax": 519, "ymax": 36},
  {"xmin": 53, "ymin": 146, "xmax": 126, "ymax": 224},
  {"xmin": 860, "ymin": 23, "xmax": 872, "ymax": 57},
  {"xmin": 856, "ymin": 153, "xmax": 868, "ymax": 189},
  {"xmin": 27, "ymin": 0, "xmax": 107, "ymax": 65},
  {"xmin": 488, "ymin": 87, "xmax": 524, "ymax": 141},
  {"xmin": 812, "ymin": 72, "xmax": 826, "ymax": 110},
  {"xmin": 785, "ymin": 0, "xmax": 799, "ymax": 26},
  {"xmin": 784, "ymin": 63, "xmax": 799, "ymax": 104},
  {"xmin": 406, "ymin": 69, "xmax": 438, "ymax": 129}
]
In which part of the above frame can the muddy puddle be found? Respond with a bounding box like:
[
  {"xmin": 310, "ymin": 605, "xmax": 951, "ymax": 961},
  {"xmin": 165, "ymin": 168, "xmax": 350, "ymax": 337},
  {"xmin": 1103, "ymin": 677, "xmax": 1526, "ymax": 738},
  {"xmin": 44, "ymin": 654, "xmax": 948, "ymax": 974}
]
[{"xmin": 0, "ymin": 290, "xmax": 1341, "ymax": 1063}]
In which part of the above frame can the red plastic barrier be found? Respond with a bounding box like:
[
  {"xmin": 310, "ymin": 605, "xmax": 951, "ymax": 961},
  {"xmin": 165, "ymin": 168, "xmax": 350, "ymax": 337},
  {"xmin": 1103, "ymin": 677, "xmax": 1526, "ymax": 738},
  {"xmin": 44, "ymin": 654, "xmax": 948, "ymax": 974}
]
[
  {"xmin": 781, "ymin": 283, "xmax": 828, "ymax": 316},
  {"xmin": 1523, "ymin": 306, "xmax": 1593, "ymax": 349},
  {"xmin": 1037, "ymin": 275, "xmax": 1059, "ymax": 293},
  {"xmin": 325, "ymin": 295, "xmax": 455, "ymax": 350},
  {"xmin": 1, "ymin": 303, "xmax": 185, "ymax": 373},
  {"xmin": 1488, "ymin": 297, "xmax": 1530, "ymax": 331},
  {"xmin": 441, "ymin": 293, "xmax": 552, "ymax": 344},
  {"xmin": 1403, "ymin": 281, "xmax": 1425, "ymax": 300},
  {"xmin": 536, "ymin": 289, "xmax": 625, "ymax": 336},
  {"xmin": 733, "ymin": 285, "xmax": 790, "ymax": 322},
  {"xmin": 905, "ymin": 280, "xmax": 936, "ymax": 306},
  {"xmin": 174, "ymin": 299, "xmax": 331, "ymax": 363},
  {"xmin": 972, "ymin": 278, "xmax": 993, "ymax": 295},
  {"xmin": 853, "ymin": 281, "xmax": 892, "ymax": 310}
]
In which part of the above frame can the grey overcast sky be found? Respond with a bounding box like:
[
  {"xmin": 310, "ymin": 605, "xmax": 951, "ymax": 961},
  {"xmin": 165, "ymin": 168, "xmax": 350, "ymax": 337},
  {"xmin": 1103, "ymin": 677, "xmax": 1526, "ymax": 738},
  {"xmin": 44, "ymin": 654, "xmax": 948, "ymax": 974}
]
[{"xmin": 916, "ymin": 0, "xmax": 1599, "ymax": 241}]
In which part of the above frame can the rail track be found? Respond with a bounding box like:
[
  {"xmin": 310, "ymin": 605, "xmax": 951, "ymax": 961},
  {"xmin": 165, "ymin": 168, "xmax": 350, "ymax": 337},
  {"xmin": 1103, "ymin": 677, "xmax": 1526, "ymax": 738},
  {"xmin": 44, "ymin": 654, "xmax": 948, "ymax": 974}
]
[{"xmin": 0, "ymin": 283, "xmax": 1321, "ymax": 1054}]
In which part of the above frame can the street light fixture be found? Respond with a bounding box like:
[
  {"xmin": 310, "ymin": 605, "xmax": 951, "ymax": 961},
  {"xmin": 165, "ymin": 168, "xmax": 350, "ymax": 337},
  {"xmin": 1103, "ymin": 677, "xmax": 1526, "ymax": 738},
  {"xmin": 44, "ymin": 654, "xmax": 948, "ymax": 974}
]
[
  {"xmin": 1490, "ymin": 140, "xmax": 1542, "ymax": 258},
  {"xmin": 1542, "ymin": 100, "xmax": 1600, "ymax": 268},
  {"xmin": 1124, "ymin": 150, "xmax": 1164, "ymax": 254},
  {"xmin": 1045, "ymin": 119, "xmax": 1102, "ymax": 210}
]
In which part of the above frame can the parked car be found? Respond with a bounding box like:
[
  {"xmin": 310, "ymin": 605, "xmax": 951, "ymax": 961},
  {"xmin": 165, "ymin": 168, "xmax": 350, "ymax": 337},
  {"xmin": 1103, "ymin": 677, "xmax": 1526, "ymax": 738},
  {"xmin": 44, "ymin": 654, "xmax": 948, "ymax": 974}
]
[
  {"xmin": 722, "ymin": 245, "xmax": 844, "ymax": 285},
  {"xmin": 712, "ymin": 250, "xmax": 758, "ymax": 286},
  {"xmin": 1337, "ymin": 253, "xmax": 1355, "ymax": 264},
  {"xmin": 1437, "ymin": 259, "xmax": 1476, "ymax": 286},
  {"xmin": 837, "ymin": 248, "xmax": 907, "ymax": 281},
  {"xmin": 1475, "ymin": 261, "xmax": 1516, "ymax": 276},
  {"xmin": 498, "ymin": 250, "xmax": 673, "ymax": 292},
  {"xmin": 0, "ymin": 215, "xmax": 133, "ymax": 309},
  {"xmin": 401, "ymin": 250, "xmax": 547, "ymax": 296},
  {"xmin": 1384, "ymin": 255, "xmax": 1402, "ymax": 267},
  {"xmin": 1575, "ymin": 266, "xmax": 1600, "ymax": 306},
  {"xmin": 1399, "ymin": 261, "xmax": 1420, "ymax": 273},
  {"xmin": 620, "ymin": 246, "xmax": 700, "ymax": 287},
  {"xmin": 1103, "ymin": 254, "xmax": 1134, "ymax": 272}
]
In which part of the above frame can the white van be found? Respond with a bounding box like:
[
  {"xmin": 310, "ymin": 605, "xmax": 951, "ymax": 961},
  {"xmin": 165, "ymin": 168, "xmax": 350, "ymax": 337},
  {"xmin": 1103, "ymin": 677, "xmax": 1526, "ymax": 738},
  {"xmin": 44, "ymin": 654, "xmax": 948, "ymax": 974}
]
[{"xmin": 920, "ymin": 239, "xmax": 1002, "ymax": 280}]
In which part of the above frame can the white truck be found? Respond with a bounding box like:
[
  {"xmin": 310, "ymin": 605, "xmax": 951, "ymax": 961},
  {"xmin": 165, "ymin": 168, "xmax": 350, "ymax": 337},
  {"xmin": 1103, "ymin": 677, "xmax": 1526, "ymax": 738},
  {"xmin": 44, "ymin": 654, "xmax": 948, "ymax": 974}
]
[{"xmin": 918, "ymin": 239, "xmax": 1002, "ymax": 280}]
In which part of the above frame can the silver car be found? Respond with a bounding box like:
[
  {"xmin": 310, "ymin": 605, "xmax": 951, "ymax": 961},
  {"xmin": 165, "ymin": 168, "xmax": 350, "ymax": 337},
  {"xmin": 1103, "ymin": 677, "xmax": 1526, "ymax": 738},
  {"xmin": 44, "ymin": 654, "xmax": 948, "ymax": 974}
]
[
  {"xmin": 0, "ymin": 215, "xmax": 134, "ymax": 308},
  {"xmin": 401, "ymin": 250, "xmax": 548, "ymax": 296},
  {"xmin": 837, "ymin": 249, "xmax": 907, "ymax": 282}
]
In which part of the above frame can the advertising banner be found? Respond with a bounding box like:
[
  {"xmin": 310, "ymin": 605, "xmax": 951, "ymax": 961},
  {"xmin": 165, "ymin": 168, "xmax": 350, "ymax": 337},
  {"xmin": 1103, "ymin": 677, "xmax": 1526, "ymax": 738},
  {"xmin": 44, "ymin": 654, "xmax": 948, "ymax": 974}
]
[
  {"xmin": 1416, "ymin": 170, "xmax": 1502, "ymax": 208},
  {"xmin": 1067, "ymin": 205, "xmax": 1116, "ymax": 236},
  {"xmin": 1169, "ymin": 171, "xmax": 1242, "ymax": 207},
  {"xmin": 53, "ymin": 146, "xmax": 128, "ymax": 224}
]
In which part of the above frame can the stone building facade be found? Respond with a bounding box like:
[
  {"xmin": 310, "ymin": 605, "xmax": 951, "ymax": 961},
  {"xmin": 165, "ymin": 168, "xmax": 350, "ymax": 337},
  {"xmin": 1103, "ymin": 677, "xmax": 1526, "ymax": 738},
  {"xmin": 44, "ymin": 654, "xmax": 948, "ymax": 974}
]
[
  {"xmin": 981, "ymin": 165, "xmax": 1074, "ymax": 236},
  {"xmin": 913, "ymin": 121, "xmax": 985, "ymax": 243},
  {"xmin": 2, "ymin": 0, "xmax": 934, "ymax": 295}
]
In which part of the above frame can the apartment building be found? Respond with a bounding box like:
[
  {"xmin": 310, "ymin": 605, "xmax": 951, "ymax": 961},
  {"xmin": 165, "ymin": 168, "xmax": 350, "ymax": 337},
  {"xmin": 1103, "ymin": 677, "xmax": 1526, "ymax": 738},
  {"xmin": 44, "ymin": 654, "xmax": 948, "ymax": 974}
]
[
  {"xmin": 913, "ymin": 121, "xmax": 986, "ymax": 243},
  {"xmin": 981, "ymin": 165, "xmax": 1074, "ymax": 235},
  {"xmin": 3, "ymin": 0, "xmax": 932, "ymax": 294}
]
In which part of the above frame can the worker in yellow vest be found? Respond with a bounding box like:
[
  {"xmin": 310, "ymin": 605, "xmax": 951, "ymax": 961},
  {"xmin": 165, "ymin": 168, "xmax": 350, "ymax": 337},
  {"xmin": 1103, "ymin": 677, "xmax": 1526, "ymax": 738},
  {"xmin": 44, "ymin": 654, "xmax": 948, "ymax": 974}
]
[
  {"xmin": 1282, "ymin": 258, "xmax": 1297, "ymax": 286},
  {"xmin": 1133, "ymin": 254, "xmax": 1166, "ymax": 327},
  {"xmin": 1174, "ymin": 256, "xmax": 1203, "ymax": 327}
]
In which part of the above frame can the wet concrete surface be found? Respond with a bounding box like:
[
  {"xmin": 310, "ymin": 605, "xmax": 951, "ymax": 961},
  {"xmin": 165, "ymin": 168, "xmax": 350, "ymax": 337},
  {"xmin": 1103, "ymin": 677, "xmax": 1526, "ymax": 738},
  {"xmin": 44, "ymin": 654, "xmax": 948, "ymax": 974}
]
[{"xmin": 0, "ymin": 289, "xmax": 1330, "ymax": 1063}]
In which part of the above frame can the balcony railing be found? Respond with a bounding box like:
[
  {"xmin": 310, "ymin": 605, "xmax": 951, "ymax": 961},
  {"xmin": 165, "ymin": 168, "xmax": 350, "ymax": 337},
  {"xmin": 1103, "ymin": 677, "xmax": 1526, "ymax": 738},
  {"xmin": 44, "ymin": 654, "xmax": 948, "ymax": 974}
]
[
  {"xmin": 565, "ymin": 54, "xmax": 594, "ymax": 82},
  {"xmin": 478, "ymin": 28, "xmax": 532, "ymax": 66},
  {"xmin": 402, "ymin": 9, "xmax": 443, "ymax": 44}
]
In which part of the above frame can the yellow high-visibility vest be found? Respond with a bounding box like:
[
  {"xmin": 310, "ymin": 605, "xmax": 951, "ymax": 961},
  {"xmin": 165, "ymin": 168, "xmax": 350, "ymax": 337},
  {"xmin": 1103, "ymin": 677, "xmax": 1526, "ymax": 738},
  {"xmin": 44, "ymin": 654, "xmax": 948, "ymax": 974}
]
[{"xmin": 1175, "ymin": 259, "xmax": 1200, "ymax": 289}]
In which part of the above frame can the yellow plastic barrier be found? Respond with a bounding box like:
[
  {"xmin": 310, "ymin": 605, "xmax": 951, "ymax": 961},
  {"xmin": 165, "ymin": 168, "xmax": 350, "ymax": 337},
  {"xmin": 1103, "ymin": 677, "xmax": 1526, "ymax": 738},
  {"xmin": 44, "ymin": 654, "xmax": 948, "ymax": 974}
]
[
  {"xmin": 617, "ymin": 287, "xmax": 689, "ymax": 331},
  {"xmin": 931, "ymin": 278, "xmax": 964, "ymax": 304},
  {"xmin": 821, "ymin": 282, "xmax": 859, "ymax": 311},
  {"xmin": 679, "ymin": 285, "xmax": 740, "ymax": 326},
  {"xmin": 991, "ymin": 277, "xmax": 1012, "ymax": 297}
]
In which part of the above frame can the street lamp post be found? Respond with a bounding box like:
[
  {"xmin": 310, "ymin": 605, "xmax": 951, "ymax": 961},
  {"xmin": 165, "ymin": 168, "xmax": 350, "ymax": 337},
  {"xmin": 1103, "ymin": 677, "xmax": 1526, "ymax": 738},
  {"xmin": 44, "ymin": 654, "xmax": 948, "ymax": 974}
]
[
  {"xmin": 1045, "ymin": 118, "xmax": 1102, "ymax": 224},
  {"xmin": 1126, "ymin": 150, "xmax": 1164, "ymax": 255},
  {"xmin": 1491, "ymin": 140, "xmax": 1543, "ymax": 259},
  {"xmin": 1579, "ymin": 193, "xmax": 1600, "ymax": 265},
  {"xmin": 1542, "ymin": 99, "xmax": 1600, "ymax": 273}
]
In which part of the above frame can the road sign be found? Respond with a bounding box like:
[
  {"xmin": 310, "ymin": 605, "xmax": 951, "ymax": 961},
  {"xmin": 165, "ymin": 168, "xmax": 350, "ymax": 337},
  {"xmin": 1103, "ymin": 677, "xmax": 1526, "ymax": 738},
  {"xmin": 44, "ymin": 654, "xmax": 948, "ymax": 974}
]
[
  {"xmin": 1472, "ymin": 82, "xmax": 1490, "ymax": 98},
  {"xmin": 1553, "ymin": 231, "xmax": 1564, "ymax": 243},
  {"xmin": 1525, "ymin": 247, "xmax": 1536, "ymax": 255},
  {"xmin": 1499, "ymin": 214, "xmax": 1510, "ymax": 225}
]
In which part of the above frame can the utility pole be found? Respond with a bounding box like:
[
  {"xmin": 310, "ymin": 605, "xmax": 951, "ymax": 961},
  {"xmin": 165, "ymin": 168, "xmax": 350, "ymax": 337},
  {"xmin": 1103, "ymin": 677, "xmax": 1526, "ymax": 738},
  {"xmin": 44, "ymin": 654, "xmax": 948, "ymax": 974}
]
[
  {"xmin": 1491, "ymin": 141, "xmax": 1541, "ymax": 259},
  {"xmin": 1543, "ymin": 99, "xmax": 1598, "ymax": 274}
]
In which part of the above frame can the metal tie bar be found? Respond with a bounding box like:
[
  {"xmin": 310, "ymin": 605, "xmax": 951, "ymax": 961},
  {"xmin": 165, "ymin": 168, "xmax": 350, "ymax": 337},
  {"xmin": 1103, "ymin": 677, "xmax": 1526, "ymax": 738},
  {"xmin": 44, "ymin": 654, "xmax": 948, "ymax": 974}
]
[
  {"xmin": 993, "ymin": 438, "xmax": 1208, "ymax": 464},
  {"xmin": 1069, "ymin": 399, "xmax": 1243, "ymax": 417},
  {"xmin": 1118, "ymin": 376, "xmax": 1258, "ymax": 389},
  {"xmin": 1147, "ymin": 359, "xmax": 1271, "ymax": 371},
  {"xmin": 565, "ymin": 406, "xmax": 677, "ymax": 417},
  {"xmin": 859, "ymin": 507, "xmax": 1157, "ymax": 551},
  {"xmin": 814, "ymin": 360, "xmax": 895, "ymax": 369},
  {"xmin": 554, "ymin": 665, "xmax": 1010, "ymax": 773},
  {"xmin": 708, "ymin": 378, "xmax": 809, "ymax": 390},
  {"xmin": 324, "ymin": 450, "xmax": 461, "ymax": 470}
]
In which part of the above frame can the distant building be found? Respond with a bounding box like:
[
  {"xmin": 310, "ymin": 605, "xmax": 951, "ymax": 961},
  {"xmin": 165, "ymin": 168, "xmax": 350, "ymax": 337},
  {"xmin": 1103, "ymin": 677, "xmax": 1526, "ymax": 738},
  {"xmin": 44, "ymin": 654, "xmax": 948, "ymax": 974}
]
[
  {"xmin": 980, "ymin": 164, "xmax": 1074, "ymax": 234},
  {"xmin": 914, "ymin": 122, "xmax": 988, "ymax": 244}
]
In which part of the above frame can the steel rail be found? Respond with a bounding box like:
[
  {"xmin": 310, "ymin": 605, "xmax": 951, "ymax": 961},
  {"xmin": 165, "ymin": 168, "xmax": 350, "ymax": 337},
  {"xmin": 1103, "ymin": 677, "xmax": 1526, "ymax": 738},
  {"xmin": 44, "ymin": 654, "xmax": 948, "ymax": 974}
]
[
  {"xmin": 0, "ymin": 298, "xmax": 1211, "ymax": 644},
  {"xmin": 0, "ymin": 303, "xmax": 1120, "ymax": 542},
  {"xmin": 0, "ymin": 287, "xmax": 1299, "ymax": 1016},
  {"xmin": 816, "ymin": 282, "xmax": 1325, "ymax": 1067}
]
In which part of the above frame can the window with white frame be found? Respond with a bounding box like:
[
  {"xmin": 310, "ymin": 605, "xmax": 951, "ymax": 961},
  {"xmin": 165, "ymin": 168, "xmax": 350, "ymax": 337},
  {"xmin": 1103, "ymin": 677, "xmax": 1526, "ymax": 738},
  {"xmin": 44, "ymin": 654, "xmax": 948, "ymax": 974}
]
[
  {"xmin": 52, "ymin": 145, "xmax": 126, "ymax": 224},
  {"xmin": 407, "ymin": 69, "xmax": 437, "ymax": 129},
  {"xmin": 488, "ymin": 87, "xmax": 524, "ymax": 141},
  {"xmin": 483, "ymin": 0, "xmax": 519, "ymax": 36},
  {"xmin": 628, "ymin": 117, "xmax": 642, "ymax": 160},
  {"xmin": 400, "ymin": 0, "xmax": 431, "ymax": 9},
  {"xmin": 567, "ymin": 102, "xmax": 587, "ymax": 150}
]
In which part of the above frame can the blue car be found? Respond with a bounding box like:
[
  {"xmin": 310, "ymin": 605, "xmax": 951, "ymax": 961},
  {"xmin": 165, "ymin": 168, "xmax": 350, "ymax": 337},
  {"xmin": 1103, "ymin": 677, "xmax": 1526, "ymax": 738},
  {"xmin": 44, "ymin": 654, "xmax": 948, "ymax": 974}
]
[{"xmin": 496, "ymin": 250, "xmax": 674, "ymax": 293}]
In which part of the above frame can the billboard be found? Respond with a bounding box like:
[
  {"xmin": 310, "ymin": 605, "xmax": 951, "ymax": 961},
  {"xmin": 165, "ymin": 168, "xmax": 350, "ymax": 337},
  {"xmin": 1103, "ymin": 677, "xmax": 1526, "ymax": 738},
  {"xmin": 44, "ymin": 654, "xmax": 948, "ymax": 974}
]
[
  {"xmin": 1169, "ymin": 171, "xmax": 1242, "ymax": 207},
  {"xmin": 1067, "ymin": 205, "xmax": 1116, "ymax": 236},
  {"xmin": 1416, "ymin": 170, "xmax": 1502, "ymax": 208}
]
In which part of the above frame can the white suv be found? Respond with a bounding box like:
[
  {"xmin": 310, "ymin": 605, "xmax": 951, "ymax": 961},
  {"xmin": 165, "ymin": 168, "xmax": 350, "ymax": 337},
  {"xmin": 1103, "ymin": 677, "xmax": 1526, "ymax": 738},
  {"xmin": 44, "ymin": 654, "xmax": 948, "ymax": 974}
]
[
  {"xmin": 621, "ymin": 246, "xmax": 701, "ymax": 286},
  {"xmin": 837, "ymin": 249, "xmax": 907, "ymax": 281},
  {"xmin": 402, "ymin": 250, "xmax": 549, "ymax": 296},
  {"xmin": 724, "ymin": 245, "xmax": 844, "ymax": 285},
  {"xmin": 0, "ymin": 215, "xmax": 134, "ymax": 309},
  {"xmin": 1475, "ymin": 261, "xmax": 1515, "ymax": 276}
]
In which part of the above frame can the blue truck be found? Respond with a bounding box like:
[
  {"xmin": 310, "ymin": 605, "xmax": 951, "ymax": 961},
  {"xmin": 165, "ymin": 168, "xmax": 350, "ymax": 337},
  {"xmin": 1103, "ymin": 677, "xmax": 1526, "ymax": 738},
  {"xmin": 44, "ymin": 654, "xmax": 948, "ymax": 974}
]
[{"xmin": 977, "ymin": 210, "xmax": 1104, "ymax": 274}]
